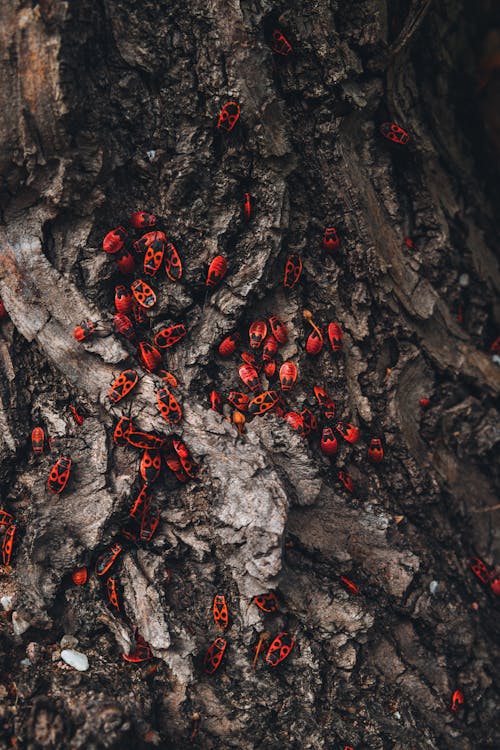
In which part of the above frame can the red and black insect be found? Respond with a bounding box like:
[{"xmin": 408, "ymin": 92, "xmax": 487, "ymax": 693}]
[
  {"xmin": 131, "ymin": 279, "xmax": 156, "ymax": 309},
  {"xmin": 140, "ymin": 450, "xmax": 162, "ymax": 485},
  {"xmin": 134, "ymin": 230, "xmax": 167, "ymax": 254},
  {"xmin": 157, "ymin": 387, "xmax": 182, "ymax": 424},
  {"xmin": 336, "ymin": 422, "xmax": 360, "ymax": 444},
  {"xmin": 271, "ymin": 28, "xmax": 292, "ymax": 56},
  {"xmin": 103, "ymin": 226, "xmax": 127, "ymax": 254},
  {"xmin": 172, "ymin": 439, "xmax": 199, "ymax": 479},
  {"xmin": 227, "ymin": 391, "xmax": 249, "ymax": 412},
  {"xmin": 0, "ymin": 509, "xmax": 14, "ymax": 527},
  {"xmin": 125, "ymin": 429, "xmax": 166, "ymax": 451},
  {"xmin": 380, "ymin": 122, "xmax": 410, "ymax": 145},
  {"xmin": 241, "ymin": 351, "xmax": 259, "ymax": 368},
  {"xmin": 340, "ymin": 576, "xmax": 359, "ymax": 594},
  {"xmin": 243, "ymin": 192, "xmax": 252, "ymax": 220},
  {"xmin": 239, "ymin": 364, "xmax": 261, "ymax": 392},
  {"xmin": 313, "ymin": 386, "xmax": 336, "ymax": 420},
  {"xmin": 140, "ymin": 504, "xmax": 160, "ymax": 542},
  {"xmin": 116, "ymin": 248, "xmax": 136, "ymax": 275},
  {"xmin": 451, "ymin": 690, "xmax": 464, "ymax": 712},
  {"xmin": 69, "ymin": 403, "xmax": 85, "ymax": 426},
  {"xmin": 490, "ymin": 575, "xmax": 500, "ymax": 596},
  {"xmin": 284, "ymin": 411, "xmax": 305, "ymax": 436},
  {"xmin": 262, "ymin": 335, "xmax": 278, "ymax": 361},
  {"xmin": 249, "ymin": 321, "xmax": 267, "ymax": 349},
  {"xmin": 130, "ymin": 212, "xmax": 156, "ymax": 229},
  {"xmin": 306, "ymin": 328, "xmax": 324, "ymax": 355},
  {"xmin": 368, "ymin": 438, "xmax": 384, "ymax": 463},
  {"xmin": 320, "ymin": 427, "xmax": 338, "ymax": 456},
  {"xmin": 301, "ymin": 408, "xmax": 317, "ymax": 436},
  {"xmin": 113, "ymin": 313, "xmax": 136, "ymax": 341},
  {"xmin": 210, "ymin": 390, "xmax": 222, "ymax": 413},
  {"xmin": 138, "ymin": 342, "xmax": 162, "ymax": 373},
  {"xmin": 165, "ymin": 243, "xmax": 183, "ymax": 282},
  {"xmin": 164, "ymin": 452, "xmax": 188, "ymax": 483},
  {"xmin": 106, "ymin": 576, "xmax": 120, "ymax": 610},
  {"xmin": 47, "ymin": 455, "xmax": 72, "ymax": 494},
  {"xmin": 248, "ymin": 390, "xmax": 279, "ymax": 416},
  {"xmin": 144, "ymin": 237, "xmax": 165, "ymax": 277},
  {"xmin": 108, "ymin": 369, "xmax": 139, "ymax": 404},
  {"xmin": 283, "ymin": 254, "xmax": 303, "ymax": 288},
  {"xmin": 154, "ymin": 324, "xmax": 187, "ymax": 349},
  {"xmin": 279, "ymin": 362, "xmax": 298, "ymax": 391},
  {"xmin": 264, "ymin": 360, "xmax": 276, "ymax": 378},
  {"xmin": 158, "ymin": 370, "xmax": 179, "ymax": 388},
  {"xmin": 338, "ymin": 470, "xmax": 354, "ymax": 493},
  {"xmin": 470, "ymin": 557, "xmax": 491, "ymax": 585},
  {"xmin": 2, "ymin": 524, "xmax": 16, "ymax": 566},
  {"xmin": 218, "ymin": 332, "xmax": 240, "ymax": 357},
  {"xmin": 323, "ymin": 227, "xmax": 339, "ymax": 252},
  {"xmin": 95, "ymin": 542, "xmax": 122, "ymax": 576},
  {"xmin": 217, "ymin": 101, "xmax": 240, "ymax": 132},
  {"xmin": 73, "ymin": 321, "xmax": 97, "ymax": 341},
  {"xmin": 0, "ymin": 299, "xmax": 7, "ymax": 319},
  {"xmin": 265, "ymin": 632, "xmax": 294, "ymax": 667},
  {"xmin": 72, "ymin": 567, "xmax": 88, "ymax": 585},
  {"xmin": 328, "ymin": 322, "xmax": 343, "ymax": 352},
  {"xmin": 31, "ymin": 426, "xmax": 45, "ymax": 455},
  {"xmin": 115, "ymin": 285, "xmax": 133, "ymax": 314},
  {"xmin": 213, "ymin": 594, "xmax": 229, "ymax": 630},
  {"xmin": 253, "ymin": 591, "xmax": 278, "ymax": 613},
  {"xmin": 268, "ymin": 316, "xmax": 288, "ymax": 344},
  {"xmin": 129, "ymin": 484, "xmax": 152, "ymax": 521},
  {"xmin": 206, "ymin": 256, "xmax": 228, "ymax": 287},
  {"xmin": 123, "ymin": 630, "xmax": 152, "ymax": 663},
  {"xmin": 204, "ymin": 637, "xmax": 227, "ymax": 674},
  {"xmin": 114, "ymin": 416, "xmax": 133, "ymax": 446}
]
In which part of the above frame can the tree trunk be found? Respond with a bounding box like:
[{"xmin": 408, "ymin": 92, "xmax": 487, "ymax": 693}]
[{"xmin": 0, "ymin": 0, "xmax": 499, "ymax": 748}]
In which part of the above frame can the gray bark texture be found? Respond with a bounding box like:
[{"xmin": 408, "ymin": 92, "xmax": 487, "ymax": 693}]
[{"xmin": 0, "ymin": 0, "xmax": 499, "ymax": 748}]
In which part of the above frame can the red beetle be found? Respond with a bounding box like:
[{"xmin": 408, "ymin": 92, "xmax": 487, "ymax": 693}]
[
  {"xmin": 206, "ymin": 256, "xmax": 228, "ymax": 287},
  {"xmin": 165, "ymin": 243, "xmax": 183, "ymax": 282},
  {"xmin": 241, "ymin": 351, "xmax": 259, "ymax": 368},
  {"xmin": 264, "ymin": 360, "xmax": 276, "ymax": 378},
  {"xmin": 323, "ymin": 227, "xmax": 339, "ymax": 252},
  {"xmin": 490, "ymin": 336, "xmax": 500, "ymax": 354},
  {"xmin": 217, "ymin": 101, "xmax": 240, "ymax": 132},
  {"xmin": 253, "ymin": 591, "xmax": 278, "ymax": 613},
  {"xmin": 470, "ymin": 557, "xmax": 491, "ymax": 585},
  {"xmin": 0, "ymin": 509, "xmax": 14, "ymax": 527},
  {"xmin": 140, "ymin": 504, "xmax": 160, "ymax": 542},
  {"xmin": 132, "ymin": 301, "xmax": 148, "ymax": 327},
  {"xmin": 248, "ymin": 390, "xmax": 279, "ymax": 416},
  {"xmin": 106, "ymin": 576, "xmax": 120, "ymax": 610},
  {"xmin": 338, "ymin": 470, "xmax": 354, "ymax": 493},
  {"xmin": 368, "ymin": 438, "xmax": 384, "ymax": 463},
  {"xmin": 113, "ymin": 313, "xmax": 136, "ymax": 341},
  {"xmin": 328, "ymin": 322, "xmax": 343, "ymax": 352},
  {"xmin": 154, "ymin": 324, "xmax": 187, "ymax": 349},
  {"xmin": 2, "ymin": 525, "xmax": 16, "ymax": 566},
  {"xmin": 134, "ymin": 230, "xmax": 167, "ymax": 254},
  {"xmin": 336, "ymin": 422, "xmax": 360, "ymax": 444},
  {"xmin": 113, "ymin": 416, "xmax": 134, "ymax": 446},
  {"xmin": 131, "ymin": 279, "xmax": 156, "ymax": 309},
  {"xmin": 227, "ymin": 391, "xmax": 249, "ymax": 412},
  {"xmin": 279, "ymin": 362, "xmax": 298, "ymax": 391},
  {"xmin": 380, "ymin": 122, "xmax": 410, "ymax": 145},
  {"xmin": 123, "ymin": 631, "xmax": 152, "ymax": 663},
  {"xmin": 0, "ymin": 299, "xmax": 7, "ymax": 319},
  {"xmin": 108, "ymin": 369, "xmax": 139, "ymax": 404},
  {"xmin": 284, "ymin": 411, "xmax": 305, "ymax": 436},
  {"xmin": 213, "ymin": 594, "xmax": 229, "ymax": 630},
  {"xmin": 158, "ymin": 370, "xmax": 179, "ymax": 388},
  {"xmin": 73, "ymin": 321, "xmax": 97, "ymax": 341},
  {"xmin": 262, "ymin": 335, "xmax": 278, "ymax": 361},
  {"xmin": 490, "ymin": 575, "xmax": 500, "ymax": 596},
  {"xmin": 271, "ymin": 29, "xmax": 292, "ymax": 56},
  {"xmin": 313, "ymin": 386, "xmax": 335, "ymax": 420},
  {"xmin": 31, "ymin": 427, "xmax": 45, "ymax": 455},
  {"xmin": 138, "ymin": 342, "xmax": 162, "ymax": 373},
  {"xmin": 218, "ymin": 332, "xmax": 240, "ymax": 357},
  {"xmin": 140, "ymin": 450, "xmax": 162, "ymax": 485},
  {"xmin": 172, "ymin": 439, "xmax": 199, "ymax": 479},
  {"xmin": 320, "ymin": 427, "xmax": 338, "ymax": 456},
  {"xmin": 103, "ymin": 226, "xmax": 127, "ymax": 254},
  {"xmin": 420, "ymin": 398, "xmax": 430, "ymax": 407},
  {"xmin": 239, "ymin": 364, "xmax": 261, "ymax": 392},
  {"xmin": 404, "ymin": 237, "xmax": 414, "ymax": 249},
  {"xmin": 125, "ymin": 429, "xmax": 166, "ymax": 452},
  {"xmin": 268, "ymin": 316, "xmax": 288, "ymax": 344},
  {"xmin": 72, "ymin": 567, "xmax": 88, "ymax": 586},
  {"xmin": 340, "ymin": 576, "xmax": 359, "ymax": 594},
  {"xmin": 204, "ymin": 637, "xmax": 227, "ymax": 674},
  {"xmin": 306, "ymin": 328, "xmax": 324, "ymax": 355},
  {"xmin": 249, "ymin": 320, "xmax": 267, "ymax": 349},
  {"xmin": 283, "ymin": 254, "xmax": 302, "ymax": 288},
  {"xmin": 144, "ymin": 237, "xmax": 165, "ymax": 277},
  {"xmin": 243, "ymin": 192, "xmax": 252, "ymax": 220},
  {"xmin": 451, "ymin": 690, "xmax": 464, "ymax": 712},
  {"xmin": 69, "ymin": 403, "xmax": 85, "ymax": 426},
  {"xmin": 265, "ymin": 632, "xmax": 294, "ymax": 667},
  {"xmin": 300, "ymin": 408, "xmax": 317, "ymax": 435},
  {"xmin": 157, "ymin": 387, "xmax": 182, "ymax": 424},
  {"xmin": 114, "ymin": 285, "xmax": 133, "ymax": 314},
  {"xmin": 210, "ymin": 390, "xmax": 222, "ymax": 413},
  {"xmin": 129, "ymin": 484, "xmax": 152, "ymax": 521},
  {"xmin": 130, "ymin": 212, "xmax": 156, "ymax": 228},
  {"xmin": 47, "ymin": 455, "xmax": 72, "ymax": 494},
  {"xmin": 116, "ymin": 248, "xmax": 136, "ymax": 275}
]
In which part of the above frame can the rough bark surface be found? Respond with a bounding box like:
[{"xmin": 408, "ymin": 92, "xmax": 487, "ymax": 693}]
[{"xmin": 0, "ymin": 0, "xmax": 499, "ymax": 748}]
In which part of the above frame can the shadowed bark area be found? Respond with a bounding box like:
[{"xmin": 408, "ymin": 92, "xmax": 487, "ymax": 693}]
[{"xmin": 0, "ymin": 1, "xmax": 499, "ymax": 748}]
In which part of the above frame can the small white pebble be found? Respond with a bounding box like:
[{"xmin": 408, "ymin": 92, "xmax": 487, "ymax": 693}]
[
  {"xmin": 458, "ymin": 273, "xmax": 470, "ymax": 287},
  {"xmin": 1, "ymin": 595, "xmax": 15, "ymax": 611},
  {"xmin": 20, "ymin": 658, "xmax": 31, "ymax": 667},
  {"xmin": 146, "ymin": 150, "xmax": 156, "ymax": 161},
  {"xmin": 492, "ymin": 355, "xmax": 500, "ymax": 366},
  {"xmin": 429, "ymin": 580, "xmax": 439, "ymax": 595},
  {"xmin": 61, "ymin": 649, "xmax": 89, "ymax": 671},
  {"xmin": 393, "ymin": 711, "xmax": 401, "ymax": 720},
  {"xmin": 12, "ymin": 611, "xmax": 30, "ymax": 635}
]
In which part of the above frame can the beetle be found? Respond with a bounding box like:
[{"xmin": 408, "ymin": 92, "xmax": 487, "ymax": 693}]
[
  {"xmin": 243, "ymin": 192, "xmax": 252, "ymax": 220},
  {"xmin": 300, "ymin": 408, "xmax": 317, "ymax": 436},
  {"xmin": 123, "ymin": 631, "xmax": 152, "ymax": 663},
  {"xmin": 306, "ymin": 328, "xmax": 324, "ymax": 355},
  {"xmin": 268, "ymin": 316, "xmax": 288, "ymax": 344},
  {"xmin": 313, "ymin": 386, "xmax": 335, "ymax": 420},
  {"xmin": 239, "ymin": 364, "xmax": 261, "ymax": 392},
  {"xmin": 217, "ymin": 101, "xmax": 240, "ymax": 132},
  {"xmin": 380, "ymin": 122, "xmax": 410, "ymax": 145},
  {"xmin": 47, "ymin": 455, "xmax": 72, "ymax": 494},
  {"xmin": 103, "ymin": 226, "xmax": 127, "ymax": 254},
  {"xmin": 132, "ymin": 301, "xmax": 148, "ymax": 327},
  {"xmin": 283, "ymin": 254, "xmax": 303, "ymax": 288},
  {"xmin": 249, "ymin": 321, "xmax": 267, "ymax": 349},
  {"xmin": 158, "ymin": 370, "xmax": 179, "ymax": 388},
  {"xmin": 253, "ymin": 591, "xmax": 278, "ymax": 613},
  {"xmin": 368, "ymin": 438, "xmax": 384, "ymax": 463},
  {"xmin": 264, "ymin": 360, "xmax": 277, "ymax": 378},
  {"xmin": 172, "ymin": 439, "xmax": 199, "ymax": 479},
  {"xmin": 95, "ymin": 542, "xmax": 123, "ymax": 577},
  {"xmin": 138, "ymin": 342, "xmax": 162, "ymax": 373},
  {"xmin": 114, "ymin": 416, "xmax": 133, "ymax": 446},
  {"xmin": 73, "ymin": 321, "xmax": 97, "ymax": 341},
  {"xmin": 338, "ymin": 470, "xmax": 354, "ymax": 493},
  {"xmin": 0, "ymin": 299, "xmax": 7, "ymax": 319},
  {"xmin": 323, "ymin": 227, "xmax": 339, "ymax": 252},
  {"xmin": 279, "ymin": 362, "xmax": 298, "ymax": 391},
  {"xmin": 157, "ymin": 387, "xmax": 183, "ymax": 424},
  {"xmin": 154, "ymin": 324, "xmax": 187, "ymax": 349},
  {"xmin": 490, "ymin": 575, "xmax": 500, "ymax": 596},
  {"xmin": 241, "ymin": 351, "xmax": 259, "ymax": 368},
  {"xmin": 116, "ymin": 248, "xmax": 136, "ymax": 275},
  {"xmin": 336, "ymin": 422, "xmax": 360, "ymax": 444},
  {"xmin": 227, "ymin": 391, "xmax": 249, "ymax": 412},
  {"xmin": 204, "ymin": 637, "xmax": 227, "ymax": 674},
  {"xmin": 470, "ymin": 557, "xmax": 491, "ymax": 585},
  {"xmin": 419, "ymin": 398, "xmax": 430, "ymax": 407},
  {"xmin": 328, "ymin": 322, "xmax": 343, "ymax": 352},
  {"xmin": 320, "ymin": 427, "xmax": 338, "ymax": 456},
  {"xmin": 248, "ymin": 390, "xmax": 279, "ymax": 416},
  {"xmin": 130, "ymin": 212, "xmax": 156, "ymax": 229},
  {"xmin": 72, "ymin": 567, "xmax": 88, "ymax": 585},
  {"xmin": 106, "ymin": 576, "xmax": 120, "ymax": 610},
  {"xmin": 108, "ymin": 369, "xmax": 139, "ymax": 404},
  {"xmin": 218, "ymin": 332, "xmax": 240, "ymax": 357},
  {"xmin": 69, "ymin": 403, "xmax": 85, "ymax": 426},
  {"xmin": 129, "ymin": 484, "xmax": 152, "ymax": 520},
  {"xmin": 206, "ymin": 256, "xmax": 228, "ymax": 287},
  {"xmin": 340, "ymin": 576, "xmax": 359, "ymax": 594},
  {"xmin": 131, "ymin": 279, "xmax": 157, "ymax": 309},
  {"xmin": 134, "ymin": 230, "xmax": 167, "ymax": 254},
  {"xmin": 210, "ymin": 390, "xmax": 222, "ymax": 413},
  {"xmin": 262, "ymin": 335, "xmax": 278, "ymax": 361},
  {"xmin": 31, "ymin": 427, "xmax": 45, "ymax": 455},
  {"xmin": 115, "ymin": 285, "xmax": 133, "ymax": 314},
  {"xmin": 490, "ymin": 336, "xmax": 500, "ymax": 354},
  {"xmin": 164, "ymin": 452, "xmax": 188, "ymax": 483},
  {"xmin": 140, "ymin": 450, "xmax": 162, "ymax": 485},
  {"xmin": 451, "ymin": 690, "xmax": 464, "ymax": 712},
  {"xmin": 165, "ymin": 243, "xmax": 183, "ymax": 282},
  {"xmin": 125, "ymin": 429, "xmax": 166, "ymax": 451},
  {"xmin": 2, "ymin": 524, "xmax": 16, "ymax": 566},
  {"xmin": 271, "ymin": 28, "xmax": 292, "ymax": 56},
  {"xmin": 144, "ymin": 237, "xmax": 165, "ymax": 276},
  {"xmin": 0, "ymin": 509, "xmax": 14, "ymax": 527},
  {"xmin": 113, "ymin": 312, "xmax": 136, "ymax": 341},
  {"xmin": 213, "ymin": 594, "xmax": 229, "ymax": 630},
  {"xmin": 284, "ymin": 411, "xmax": 305, "ymax": 435},
  {"xmin": 265, "ymin": 632, "xmax": 294, "ymax": 667},
  {"xmin": 140, "ymin": 504, "xmax": 160, "ymax": 542}
]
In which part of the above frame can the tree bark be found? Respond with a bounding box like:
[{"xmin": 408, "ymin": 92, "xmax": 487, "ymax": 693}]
[{"xmin": 0, "ymin": 0, "xmax": 499, "ymax": 748}]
